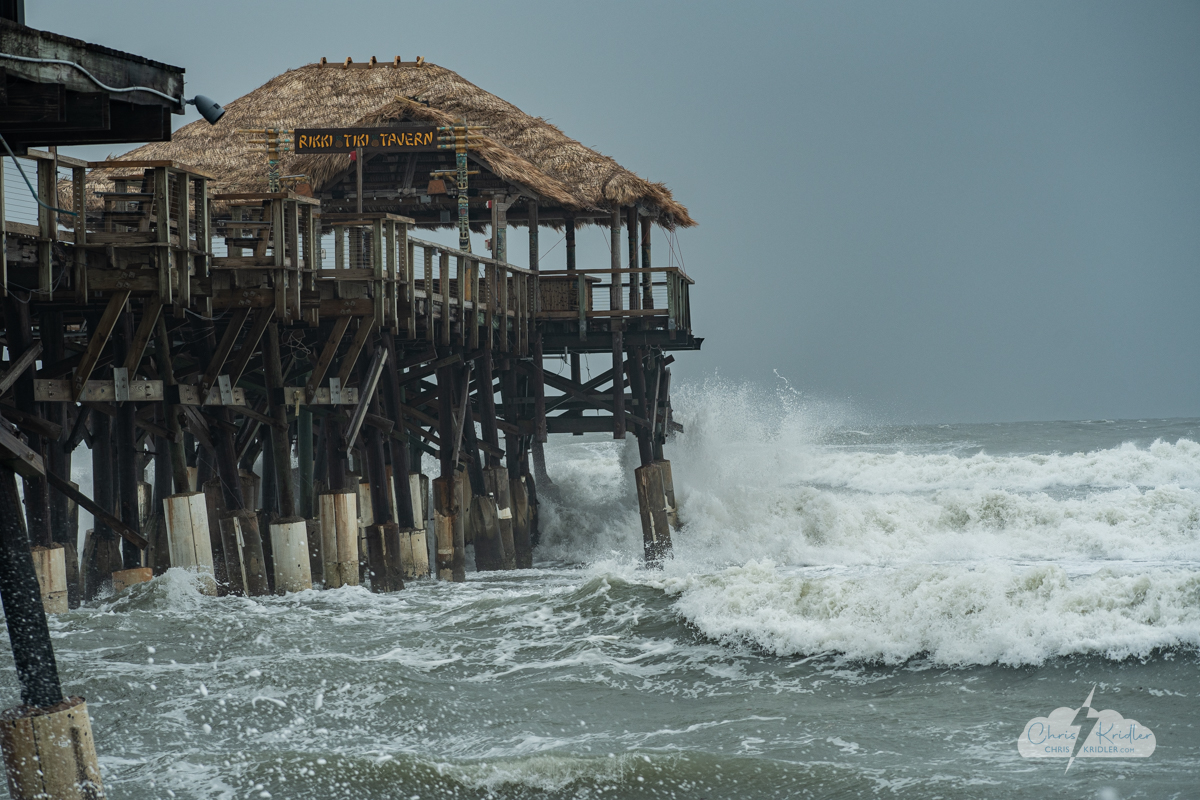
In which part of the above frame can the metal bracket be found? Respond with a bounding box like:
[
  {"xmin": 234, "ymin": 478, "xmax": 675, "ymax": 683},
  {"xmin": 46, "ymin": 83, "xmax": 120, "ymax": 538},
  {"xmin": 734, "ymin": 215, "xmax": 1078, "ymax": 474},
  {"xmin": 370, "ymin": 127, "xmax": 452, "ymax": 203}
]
[
  {"xmin": 217, "ymin": 374, "xmax": 234, "ymax": 406},
  {"xmin": 112, "ymin": 367, "xmax": 130, "ymax": 403}
]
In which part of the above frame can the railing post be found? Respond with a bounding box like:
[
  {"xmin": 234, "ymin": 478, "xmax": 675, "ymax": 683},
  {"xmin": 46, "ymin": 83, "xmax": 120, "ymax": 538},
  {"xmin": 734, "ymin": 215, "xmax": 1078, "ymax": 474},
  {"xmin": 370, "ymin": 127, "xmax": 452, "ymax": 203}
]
[
  {"xmin": 424, "ymin": 246, "xmax": 434, "ymax": 343},
  {"xmin": 484, "ymin": 261, "xmax": 495, "ymax": 350},
  {"xmin": 155, "ymin": 166, "xmax": 171, "ymax": 305},
  {"xmin": 178, "ymin": 170, "xmax": 192, "ymax": 314},
  {"xmin": 36, "ymin": 156, "xmax": 55, "ymax": 294},
  {"xmin": 628, "ymin": 206, "xmax": 640, "ymax": 312},
  {"xmin": 468, "ymin": 258, "xmax": 480, "ymax": 350},
  {"xmin": 456, "ymin": 255, "xmax": 466, "ymax": 346},
  {"xmin": 403, "ymin": 225, "xmax": 415, "ymax": 338},
  {"xmin": 439, "ymin": 250, "xmax": 451, "ymax": 347},
  {"xmin": 384, "ymin": 219, "xmax": 397, "ymax": 329},
  {"xmin": 499, "ymin": 265, "xmax": 509, "ymax": 352},
  {"xmin": 1, "ymin": 155, "xmax": 6, "ymax": 296},
  {"xmin": 610, "ymin": 207, "xmax": 625, "ymax": 440},
  {"xmin": 641, "ymin": 216, "xmax": 653, "ymax": 310},
  {"xmin": 372, "ymin": 218, "xmax": 385, "ymax": 322},
  {"xmin": 72, "ymin": 165, "xmax": 87, "ymax": 304},
  {"xmin": 285, "ymin": 197, "xmax": 300, "ymax": 321}
]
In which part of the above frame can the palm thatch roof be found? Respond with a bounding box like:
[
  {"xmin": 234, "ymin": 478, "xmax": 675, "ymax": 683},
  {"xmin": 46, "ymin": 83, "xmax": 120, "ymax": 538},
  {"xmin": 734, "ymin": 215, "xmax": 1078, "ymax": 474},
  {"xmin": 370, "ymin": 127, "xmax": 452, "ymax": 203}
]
[{"xmin": 87, "ymin": 61, "xmax": 694, "ymax": 228}]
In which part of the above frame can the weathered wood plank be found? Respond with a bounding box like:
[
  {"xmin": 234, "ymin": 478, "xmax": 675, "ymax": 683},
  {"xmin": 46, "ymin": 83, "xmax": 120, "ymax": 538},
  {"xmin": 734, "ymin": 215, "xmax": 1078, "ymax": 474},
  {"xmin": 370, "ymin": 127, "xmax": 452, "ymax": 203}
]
[
  {"xmin": 0, "ymin": 342, "xmax": 42, "ymax": 397},
  {"xmin": 73, "ymin": 289, "xmax": 131, "ymax": 401},
  {"xmin": 37, "ymin": 379, "xmax": 163, "ymax": 403}
]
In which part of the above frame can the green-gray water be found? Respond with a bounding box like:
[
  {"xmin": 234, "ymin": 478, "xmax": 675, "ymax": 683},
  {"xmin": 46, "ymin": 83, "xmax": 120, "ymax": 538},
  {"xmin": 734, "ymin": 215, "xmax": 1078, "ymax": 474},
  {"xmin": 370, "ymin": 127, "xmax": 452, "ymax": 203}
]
[{"xmin": 5, "ymin": 395, "xmax": 1200, "ymax": 799}]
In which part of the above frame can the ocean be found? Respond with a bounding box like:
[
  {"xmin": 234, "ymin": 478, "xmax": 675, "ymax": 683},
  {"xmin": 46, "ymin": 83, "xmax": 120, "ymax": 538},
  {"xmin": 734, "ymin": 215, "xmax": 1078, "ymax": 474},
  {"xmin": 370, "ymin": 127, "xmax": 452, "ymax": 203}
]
[{"xmin": 5, "ymin": 383, "xmax": 1199, "ymax": 799}]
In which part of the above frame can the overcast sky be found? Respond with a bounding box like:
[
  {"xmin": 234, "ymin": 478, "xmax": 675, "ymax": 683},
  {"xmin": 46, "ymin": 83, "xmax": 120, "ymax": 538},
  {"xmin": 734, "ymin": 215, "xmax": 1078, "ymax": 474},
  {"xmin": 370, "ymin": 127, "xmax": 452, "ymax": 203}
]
[{"xmin": 30, "ymin": 0, "xmax": 1200, "ymax": 423}]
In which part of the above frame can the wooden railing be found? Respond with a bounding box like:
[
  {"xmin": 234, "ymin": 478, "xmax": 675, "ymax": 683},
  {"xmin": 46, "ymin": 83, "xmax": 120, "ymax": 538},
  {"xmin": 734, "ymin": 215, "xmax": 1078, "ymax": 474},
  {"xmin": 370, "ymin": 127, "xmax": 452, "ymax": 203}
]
[
  {"xmin": 1, "ymin": 148, "xmax": 88, "ymax": 298},
  {"xmin": 402, "ymin": 236, "xmax": 535, "ymax": 355},
  {"xmin": 536, "ymin": 267, "xmax": 693, "ymax": 335}
]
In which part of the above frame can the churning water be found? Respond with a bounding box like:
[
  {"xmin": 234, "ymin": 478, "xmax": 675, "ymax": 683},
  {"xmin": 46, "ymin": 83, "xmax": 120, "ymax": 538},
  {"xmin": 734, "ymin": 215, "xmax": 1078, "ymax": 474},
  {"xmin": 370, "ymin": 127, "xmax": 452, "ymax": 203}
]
[{"xmin": 4, "ymin": 381, "xmax": 1199, "ymax": 798}]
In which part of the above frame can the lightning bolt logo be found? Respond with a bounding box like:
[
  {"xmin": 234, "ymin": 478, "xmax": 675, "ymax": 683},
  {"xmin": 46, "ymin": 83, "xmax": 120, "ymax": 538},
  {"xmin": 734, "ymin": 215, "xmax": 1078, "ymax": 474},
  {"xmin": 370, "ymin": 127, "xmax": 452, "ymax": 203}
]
[{"xmin": 1066, "ymin": 685, "xmax": 1099, "ymax": 773}]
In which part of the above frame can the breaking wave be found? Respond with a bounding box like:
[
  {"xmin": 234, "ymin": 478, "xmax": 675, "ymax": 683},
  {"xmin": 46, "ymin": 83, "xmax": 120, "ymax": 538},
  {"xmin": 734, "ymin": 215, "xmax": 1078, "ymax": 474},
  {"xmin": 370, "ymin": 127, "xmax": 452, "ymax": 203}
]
[{"xmin": 537, "ymin": 379, "xmax": 1200, "ymax": 665}]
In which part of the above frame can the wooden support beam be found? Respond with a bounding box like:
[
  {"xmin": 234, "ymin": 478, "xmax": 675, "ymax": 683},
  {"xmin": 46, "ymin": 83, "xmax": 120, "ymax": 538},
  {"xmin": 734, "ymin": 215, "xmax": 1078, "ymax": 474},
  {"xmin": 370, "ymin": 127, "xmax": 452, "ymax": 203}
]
[
  {"xmin": 0, "ymin": 423, "xmax": 45, "ymax": 479},
  {"xmin": 397, "ymin": 401, "xmax": 440, "ymax": 431},
  {"xmin": 449, "ymin": 363, "xmax": 472, "ymax": 470},
  {"xmin": 530, "ymin": 364, "xmax": 650, "ymax": 429},
  {"xmin": 124, "ymin": 296, "xmax": 163, "ymax": 374},
  {"xmin": 263, "ymin": 322, "xmax": 296, "ymax": 518},
  {"xmin": 64, "ymin": 405, "xmax": 92, "ymax": 451},
  {"xmin": 73, "ymin": 290, "xmax": 130, "ymax": 401},
  {"xmin": 225, "ymin": 306, "xmax": 274, "ymax": 387},
  {"xmin": 0, "ymin": 405, "xmax": 62, "ymax": 441},
  {"xmin": 545, "ymin": 366, "xmax": 615, "ymax": 413},
  {"xmin": 335, "ymin": 315, "xmax": 377, "ymax": 388},
  {"xmin": 199, "ymin": 306, "xmax": 251, "ymax": 398},
  {"xmin": 306, "ymin": 316, "xmax": 352, "ymax": 402},
  {"xmin": 0, "ymin": 342, "xmax": 43, "ymax": 397},
  {"xmin": 180, "ymin": 405, "xmax": 214, "ymax": 452},
  {"xmin": 396, "ymin": 351, "xmax": 464, "ymax": 388},
  {"xmin": 228, "ymin": 403, "xmax": 286, "ymax": 431},
  {"xmin": 45, "ymin": 471, "xmax": 147, "ymax": 549},
  {"xmin": 393, "ymin": 414, "xmax": 441, "ymax": 449},
  {"xmin": 344, "ymin": 346, "xmax": 388, "ymax": 451}
]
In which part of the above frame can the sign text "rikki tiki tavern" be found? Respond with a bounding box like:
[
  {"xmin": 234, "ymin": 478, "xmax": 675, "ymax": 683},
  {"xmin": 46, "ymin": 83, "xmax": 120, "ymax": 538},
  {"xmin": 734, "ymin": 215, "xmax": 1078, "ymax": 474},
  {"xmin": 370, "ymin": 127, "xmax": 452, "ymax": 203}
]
[{"xmin": 294, "ymin": 126, "xmax": 440, "ymax": 154}]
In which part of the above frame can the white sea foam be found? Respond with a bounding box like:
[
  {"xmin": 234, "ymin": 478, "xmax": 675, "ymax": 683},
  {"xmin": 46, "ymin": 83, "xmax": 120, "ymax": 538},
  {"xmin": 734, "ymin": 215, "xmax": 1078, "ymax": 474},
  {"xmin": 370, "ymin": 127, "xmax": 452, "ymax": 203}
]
[
  {"xmin": 537, "ymin": 380, "xmax": 1200, "ymax": 665},
  {"xmin": 661, "ymin": 560, "xmax": 1200, "ymax": 665}
]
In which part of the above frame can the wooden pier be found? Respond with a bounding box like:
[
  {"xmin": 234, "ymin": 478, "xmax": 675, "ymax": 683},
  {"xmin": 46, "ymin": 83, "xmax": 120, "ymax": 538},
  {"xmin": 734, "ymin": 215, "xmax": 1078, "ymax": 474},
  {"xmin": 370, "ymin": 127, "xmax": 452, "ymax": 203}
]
[
  {"xmin": 1, "ymin": 56, "xmax": 699, "ymax": 607},
  {"xmin": 0, "ymin": 14, "xmax": 699, "ymax": 792}
]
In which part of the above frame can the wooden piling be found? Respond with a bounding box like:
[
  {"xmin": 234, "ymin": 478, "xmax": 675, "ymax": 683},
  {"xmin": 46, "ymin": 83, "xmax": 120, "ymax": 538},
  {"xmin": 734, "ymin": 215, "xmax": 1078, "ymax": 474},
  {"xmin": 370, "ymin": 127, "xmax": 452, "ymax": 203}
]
[
  {"xmin": 634, "ymin": 463, "xmax": 672, "ymax": 566},
  {"xmin": 162, "ymin": 492, "xmax": 217, "ymax": 594},
  {"xmin": 469, "ymin": 490, "xmax": 504, "ymax": 572},
  {"xmin": 111, "ymin": 568, "xmax": 152, "ymax": 594},
  {"xmin": 432, "ymin": 476, "xmax": 459, "ymax": 581},
  {"xmin": 113, "ymin": 312, "xmax": 142, "ymax": 570},
  {"xmin": 654, "ymin": 459, "xmax": 679, "ymax": 528},
  {"xmin": 305, "ymin": 519, "xmax": 323, "ymax": 585},
  {"xmin": 0, "ymin": 468, "xmax": 65, "ymax": 710},
  {"xmin": 29, "ymin": 546, "xmax": 68, "ymax": 614},
  {"xmin": 83, "ymin": 413, "xmax": 119, "ymax": 600},
  {"xmin": 201, "ymin": 477, "xmax": 233, "ymax": 594},
  {"xmin": 380, "ymin": 334, "xmax": 416, "ymax": 528},
  {"xmin": 219, "ymin": 510, "xmax": 270, "ymax": 597},
  {"xmin": 630, "ymin": 348, "xmax": 654, "ymax": 466},
  {"xmin": 319, "ymin": 491, "xmax": 359, "ymax": 588},
  {"xmin": 269, "ymin": 518, "xmax": 312, "ymax": 593},
  {"xmin": 0, "ymin": 698, "xmax": 104, "ymax": 800},
  {"xmin": 510, "ymin": 476, "xmax": 532, "ymax": 569},
  {"xmin": 484, "ymin": 466, "xmax": 517, "ymax": 569},
  {"xmin": 5, "ymin": 293, "xmax": 50, "ymax": 549},
  {"xmin": 610, "ymin": 208, "xmax": 626, "ymax": 440}
]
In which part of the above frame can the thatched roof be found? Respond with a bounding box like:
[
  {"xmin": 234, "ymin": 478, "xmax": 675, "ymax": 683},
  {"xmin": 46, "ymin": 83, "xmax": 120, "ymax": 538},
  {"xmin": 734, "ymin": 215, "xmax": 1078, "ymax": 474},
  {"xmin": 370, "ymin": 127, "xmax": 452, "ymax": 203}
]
[{"xmin": 88, "ymin": 61, "xmax": 694, "ymax": 228}]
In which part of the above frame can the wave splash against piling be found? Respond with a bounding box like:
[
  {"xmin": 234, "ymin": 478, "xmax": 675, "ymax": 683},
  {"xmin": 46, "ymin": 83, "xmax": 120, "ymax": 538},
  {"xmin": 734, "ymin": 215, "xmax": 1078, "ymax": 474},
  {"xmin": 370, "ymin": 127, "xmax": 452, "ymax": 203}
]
[{"xmin": 536, "ymin": 379, "xmax": 1200, "ymax": 666}]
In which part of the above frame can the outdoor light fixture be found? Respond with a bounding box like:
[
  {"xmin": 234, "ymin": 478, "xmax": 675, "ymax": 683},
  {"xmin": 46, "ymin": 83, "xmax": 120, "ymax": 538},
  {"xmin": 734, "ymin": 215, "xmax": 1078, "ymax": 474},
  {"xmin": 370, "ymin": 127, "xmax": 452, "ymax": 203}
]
[{"xmin": 187, "ymin": 95, "xmax": 226, "ymax": 124}]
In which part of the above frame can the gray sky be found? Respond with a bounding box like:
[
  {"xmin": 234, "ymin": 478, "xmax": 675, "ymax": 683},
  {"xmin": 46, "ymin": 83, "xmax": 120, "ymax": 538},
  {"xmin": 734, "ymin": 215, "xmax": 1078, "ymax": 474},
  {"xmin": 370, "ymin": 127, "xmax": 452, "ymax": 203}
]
[{"xmin": 31, "ymin": 0, "xmax": 1200, "ymax": 423}]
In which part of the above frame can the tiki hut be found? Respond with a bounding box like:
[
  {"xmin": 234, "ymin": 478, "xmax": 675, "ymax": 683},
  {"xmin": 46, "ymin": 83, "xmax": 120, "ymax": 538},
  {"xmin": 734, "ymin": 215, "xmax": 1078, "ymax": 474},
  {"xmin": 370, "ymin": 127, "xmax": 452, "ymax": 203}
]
[{"xmin": 86, "ymin": 59, "xmax": 694, "ymax": 230}]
